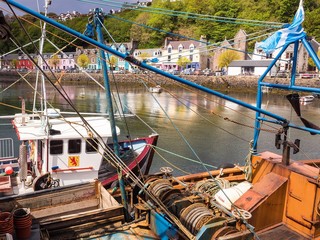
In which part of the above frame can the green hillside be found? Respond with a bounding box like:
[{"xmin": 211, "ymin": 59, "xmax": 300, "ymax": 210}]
[{"xmin": 1, "ymin": 0, "xmax": 320, "ymax": 54}]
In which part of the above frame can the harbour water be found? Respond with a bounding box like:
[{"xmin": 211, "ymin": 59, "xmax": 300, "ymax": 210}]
[{"xmin": 1, "ymin": 80, "xmax": 320, "ymax": 176}]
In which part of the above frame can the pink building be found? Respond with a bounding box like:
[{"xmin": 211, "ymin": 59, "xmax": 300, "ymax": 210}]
[{"xmin": 42, "ymin": 52, "xmax": 76, "ymax": 71}]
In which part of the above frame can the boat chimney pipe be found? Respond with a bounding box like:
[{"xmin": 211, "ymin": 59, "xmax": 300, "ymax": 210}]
[
  {"xmin": 20, "ymin": 97, "xmax": 26, "ymax": 126},
  {"xmin": 19, "ymin": 142, "xmax": 28, "ymax": 188}
]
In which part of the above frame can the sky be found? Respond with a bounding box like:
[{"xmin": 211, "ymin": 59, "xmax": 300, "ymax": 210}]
[{"xmin": 0, "ymin": 0, "xmax": 138, "ymax": 15}]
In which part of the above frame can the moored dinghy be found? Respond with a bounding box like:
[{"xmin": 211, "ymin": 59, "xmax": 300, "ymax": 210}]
[
  {"xmin": 149, "ymin": 85, "xmax": 162, "ymax": 93},
  {"xmin": 299, "ymin": 95, "xmax": 314, "ymax": 102}
]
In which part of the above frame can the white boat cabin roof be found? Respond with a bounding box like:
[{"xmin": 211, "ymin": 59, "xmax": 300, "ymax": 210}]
[{"xmin": 13, "ymin": 115, "xmax": 118, "ymax": 141}]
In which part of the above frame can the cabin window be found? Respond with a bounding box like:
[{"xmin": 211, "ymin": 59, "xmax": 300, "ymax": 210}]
[
  {"xmin": 86, "ymin": 138, "xmax": 98, "ymax": 153},
  {"xmin": 50, "ymin": 140, "xmax": 63, "ymax": 155},
  {"xmin": 68, "ymin": 139, "xmax": 81, "ymax": 154}
]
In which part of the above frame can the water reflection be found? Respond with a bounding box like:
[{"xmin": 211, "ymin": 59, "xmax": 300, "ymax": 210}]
[{"xmin": 1, "ymin": 81, "xmax": 320, "ymax": 176}]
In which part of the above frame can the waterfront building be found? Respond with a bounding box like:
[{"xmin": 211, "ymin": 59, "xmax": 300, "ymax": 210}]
[
  {"xmin": 227, "ymin": 60, "xmax": 277, "ymax": 76},
  {"xmin": 76, "ymin": 48, "xmax": 99, "ymax": 71},
  {"xmin": 109, "ymin": 41, "xmax": 138, "ymax": 71},
  {"xmin": 252, "ymin": 37, "xmax": 320, "ymax": 73},
  {"xmin": 132, "ymin": 48, "xmax": 162, "ymax": 70},
  {"xmin": 210, "ymin": 29, "xmax": 248, "ymax": 73},
  {"xmin": 42, "ymin": 52, "xmax": 76, "ymax": 71},
  {"xmin": 160, "ymin": 35, "xmax": 208, "ymax": 71}
]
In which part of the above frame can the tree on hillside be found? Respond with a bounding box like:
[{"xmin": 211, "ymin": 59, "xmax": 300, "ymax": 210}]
[
  {"xmin": 107, "ymin": 56, "xmax": 118, "ymax": 70},
  {"xmin": 177, "ymin": 56, "xmax": 191, "ymax": 70},
  {"xmin": 77, "ymin": 54, "xmax": 89, "ymax": 69},
  {"xmin": 218, "ymin": 50, "xmax": 241, "ymax": 70},
  {"xmin": 307, "ymin": 50, "xmax": 320, "ymax": 71},
  {"xmin": 139, "ymin": 52, "xmax": 151, "ymax": 61},
  {"xmin": 49, "ymin": 54, "xmax": 60, "ymax": 70},
  {"xmin": 11, "ymin": 59, "xmax": 18, "ymax": 69}
]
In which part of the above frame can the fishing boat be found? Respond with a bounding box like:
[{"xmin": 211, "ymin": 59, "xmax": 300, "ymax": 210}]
[
  {"xmin": 0, "ymin": 0, "xmax": 158, "ymax": 196},
  {"xmin": 1, "ymin": 1, "xmax": 320, "ymax": 240}
]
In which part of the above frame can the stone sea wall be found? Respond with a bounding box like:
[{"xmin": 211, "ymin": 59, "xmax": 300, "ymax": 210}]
[{"xmin": 2, "ymin": 71, "xmax": 320, "ymax": 90}]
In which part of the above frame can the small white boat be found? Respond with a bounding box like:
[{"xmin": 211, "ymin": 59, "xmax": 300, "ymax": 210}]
[
  {"xmin": 149, "ymin": 85, "xmax": 162, "ymax": 93},
  {"xmin": 261, "ymin": 86, "xmax": 271, "ymax": 93},
  {"xmin": 299, "ymin": 95, "xmax": 314, "ymax": 102}
]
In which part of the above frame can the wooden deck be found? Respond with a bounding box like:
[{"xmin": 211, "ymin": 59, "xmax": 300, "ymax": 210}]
[{"xmin": 257, "ymin": 224, "xmax": 309, "ymax": 240}]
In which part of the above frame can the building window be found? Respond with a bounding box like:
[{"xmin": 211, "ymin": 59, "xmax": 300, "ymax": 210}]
[
  {"xmin": 168, "ymin": 56, "xmax": 171, "ymax": 61},
  {"xmin": 286, "ymin": 52, "xmax": 293, "ymax": 59},
  {"xmin": 50, "ymin": 140, "xmax": 63, "ymax": 155},
  {"xmin": 68, "ymin": 139, "xmax": 81, "ymax": 154},
  {"xmin": 178, "ymin": 47, "xmax": 183, "ymax": 53},
  {"xmin": 168, "ymin": 47, "xmax": 172, "ymax": 53},
  {"xmin": 190, "ymin": 46, "xmax": 194, "ymax": 53},
  {"xmin": 86, "ymin": 138, "xmax": 98, "ymax": 153}
]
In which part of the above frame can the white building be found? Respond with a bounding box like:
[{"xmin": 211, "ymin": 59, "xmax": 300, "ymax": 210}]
[
  {"xmin": 160, "ymin": 36, "xmax": 208, "ymax": 71},
  {"xmin": 227, "ymin": 60, "xmax": 277, "ymax": 76}
]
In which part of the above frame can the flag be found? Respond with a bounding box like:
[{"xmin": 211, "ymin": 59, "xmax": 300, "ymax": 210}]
[{"xmin": 257, "ymin": 1, "xmax": 306, "ymax": 54}]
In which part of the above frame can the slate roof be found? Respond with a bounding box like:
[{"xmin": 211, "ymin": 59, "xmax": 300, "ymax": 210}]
[
  {"xmin": 167, "ymin": 40, "xmax": 201, "ymax": 49},
  {"xmin": 229, "ymin": 60, "xmax": 273, "ymax": 67}
]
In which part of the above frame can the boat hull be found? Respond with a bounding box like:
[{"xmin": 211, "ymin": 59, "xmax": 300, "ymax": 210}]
[{"xmin": 98, "ymin": 134, "xmax": 158, "ymax": 188}]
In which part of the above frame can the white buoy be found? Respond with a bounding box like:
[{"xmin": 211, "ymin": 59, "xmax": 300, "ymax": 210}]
[{"xmin": 215, "ymin": 181, "xmax": 252, "ymax": 210}]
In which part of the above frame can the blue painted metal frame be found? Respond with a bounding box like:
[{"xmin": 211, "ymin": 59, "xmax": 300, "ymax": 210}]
[
  {"xmin": 93, "ymin": 8, "xmax": 129, "ymax": 214},
  {"xmin": 253, "ymin": 37, "xmax": 320, "ymax": 149},
  {"xmin": 150, "ymin": 210, "xmax": 178, "ymax": 239}
]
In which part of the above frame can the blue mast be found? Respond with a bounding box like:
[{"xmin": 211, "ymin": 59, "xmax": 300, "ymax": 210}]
[{"xmin": 88, "ymin": 8, "xmax": 129, "ymax": 215}]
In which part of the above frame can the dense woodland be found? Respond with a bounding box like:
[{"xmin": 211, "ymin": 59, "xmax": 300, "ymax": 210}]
[{"xmin": 1, "ymin": 0, "xmax": 320, "ymax": 55}]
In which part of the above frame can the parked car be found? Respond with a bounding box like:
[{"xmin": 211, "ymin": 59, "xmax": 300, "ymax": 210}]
[
  {"xmin": 17, "ymin": 68, "xmax": 28, "ymax": 72},
  {"xmin": 181, "ymin": 68, "xmax": 195, "ymax": 75},
  {"xmin": 202, "ymin": 68, "xmax": 212, "ymax": 76},
  {"xmin": 111, "ymin": 70, "xmax": 125, "ymax": 74},
  {"xmin": 129, "ymin": 68, "xmax": 141, "ymax": 74},
  {"xmin": 168, "ymin": 69, "xmax": 180, "ymax": 75},
  {"xmin": 193, "ymin": 70, "xmax": 202, "ymax": 75}
]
